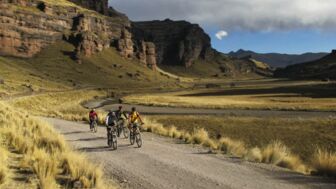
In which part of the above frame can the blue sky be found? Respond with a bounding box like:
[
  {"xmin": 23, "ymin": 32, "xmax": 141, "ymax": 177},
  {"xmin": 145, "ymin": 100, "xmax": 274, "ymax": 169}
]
[
  {"xmin": 110, "ymin": 0, "xmax": 336, "ymax": 54},
  {"xmin": 208, "ymin": 29, "xmax": 335, "ymax": 54}
]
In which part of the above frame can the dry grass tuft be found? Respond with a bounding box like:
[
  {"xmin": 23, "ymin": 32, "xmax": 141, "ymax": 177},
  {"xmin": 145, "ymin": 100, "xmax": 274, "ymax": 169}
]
[
  {"xmin": 261, "ymin": 141, "xmax": 308, "ymax": 174},
  {"xmin": 167, "ymin": 126, "xmax": 182, "ymax": 139},
  {"xmin": 0, "ymin": 101, "xmax": 108, "ymax": 188},
  {"xmin": 203, "ymin": 139, "xmax": 219, "ymax": 151},
  {"xmin": 190, "ymin": 128, "xmax": 209, "ymax": 145},
  {"xmin": 261, "ymin": 141, "xmax": 290, "ymax": 165},
  {"xmin": 245, "ymin": 147, "xmax": 263, "ymax": 163},
  {"xmin": 61, "ymin": 152, "xmax": 104, "ymax": 188},
  {"xmin": 219, "ymin": 137, "xmax": 247, "ymax": 157},
  {"xmin": 31, "ymin": 149, "xmax": 59, "ymax": 189},
  {"xmin": 0, "ymin": 145, "xmax": 9, "ymax": 186},
  {"xmin": 312, "ymin": 149, "xmax": 336, "ymax": 177}
]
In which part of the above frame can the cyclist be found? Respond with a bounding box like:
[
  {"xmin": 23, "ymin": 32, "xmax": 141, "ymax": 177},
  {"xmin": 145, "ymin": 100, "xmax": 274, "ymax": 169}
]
[
  {"xmin": 89, "ymin": 109, "xmax": 98, "ymax": 131},
  {"xmin": 129, "ymin": 107, "xmax": 144, "ymax": 131},
  {"xmin": 105, "ymin": 111, "xmax": 118, "ymax": 148},
  {"xmin": 115, "ymin": 106, "xmax": 128, "ymax": 136},
  {"xmin": 105, "ymin": 110, "xmax": 118, "ymax": 128}
]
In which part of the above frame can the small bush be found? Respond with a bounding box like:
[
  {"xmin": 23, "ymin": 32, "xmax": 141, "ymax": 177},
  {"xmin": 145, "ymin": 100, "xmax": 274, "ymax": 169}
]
[
  {"xmin": 261, "ymin": 141, "xmax": 290, "ymax": 165},
  {"xmin": 312, "ymin": 149, "xmax": 336, "ymax": 177},
  {"xmin": 61, "ymin": 152, "xmax": 103, "ymax": 188},
  {"xmin": 31, "ymin": 149, "xmax": 59, "ymax": 189},
  {"xmin": 203, "ymin": 139, "xmax": 219, "ymax": 151},
  {"xmin": 0, "ymin": 146, "xmax": 9, "ymax": 186},
  {"xmin": 219, "ymin": 137, "xmax": 247, "ymax": 157},
  {"xmin": 190, "ymin": 128, "xmax": 209, "ymax": 145},
  {"xmin": 245, "ymin": 147, "xmax": 262, "ymax": 163}
]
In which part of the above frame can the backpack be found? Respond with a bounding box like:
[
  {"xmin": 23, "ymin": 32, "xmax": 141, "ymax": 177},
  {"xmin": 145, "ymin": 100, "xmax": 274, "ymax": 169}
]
[{"xmin": 107, "ymin": 115, "xmax": 116, "ymax": 126}]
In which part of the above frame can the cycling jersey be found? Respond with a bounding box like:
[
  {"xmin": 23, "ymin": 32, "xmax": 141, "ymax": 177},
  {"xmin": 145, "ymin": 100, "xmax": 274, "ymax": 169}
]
[
  {"xmin": 89, "ymin": 111, "xmax": 98, "ymax": 121},
  {"xmin": 130, "ymin": 111, "xmax": 140, "ymax": 123}
]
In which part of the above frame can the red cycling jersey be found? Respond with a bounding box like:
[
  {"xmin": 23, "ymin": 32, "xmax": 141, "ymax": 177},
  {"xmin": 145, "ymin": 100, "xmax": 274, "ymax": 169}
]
[{"xmin": 89, "ymin": 111, "xmax": 98, "ymax": 120}]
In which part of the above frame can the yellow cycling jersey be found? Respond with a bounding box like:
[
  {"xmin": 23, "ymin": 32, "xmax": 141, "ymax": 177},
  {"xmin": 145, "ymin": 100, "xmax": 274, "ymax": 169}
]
[{"xmin": 130, "ymin": 111, "xmax": 140, "ymax": 123}]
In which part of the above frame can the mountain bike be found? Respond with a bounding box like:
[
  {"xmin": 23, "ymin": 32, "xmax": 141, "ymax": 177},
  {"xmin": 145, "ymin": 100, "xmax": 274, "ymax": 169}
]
[
  {"xmin": 90, "ymin": 119, "xmax": 98, "ymax": 133},
  {"xmin": 117, "ymin": 119, "xmax": 129, "ymax": 138},
  {"xmin": 107, "ymin": 126, "xmax": 118, "ymax": 150},
  {"xmin": 129, "ymin": 123, "xmax": 142, "ymax": 148}
]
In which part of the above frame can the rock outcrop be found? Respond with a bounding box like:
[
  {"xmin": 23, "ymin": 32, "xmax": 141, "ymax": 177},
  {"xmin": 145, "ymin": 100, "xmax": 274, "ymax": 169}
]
[
  {"xmin": 0, "ymin": 0, "xmax": 272, "ymax": 75},
  {"xmin": 132, "ymin": 19, "xmax": 214, "ymax": 68},
  {"xmin": 69, "ymin": 0, "xmax": 109, "ymax": 15},
  {"xmin": 0, "ymin": 0, "xmax": 132, "ymax": 60}
]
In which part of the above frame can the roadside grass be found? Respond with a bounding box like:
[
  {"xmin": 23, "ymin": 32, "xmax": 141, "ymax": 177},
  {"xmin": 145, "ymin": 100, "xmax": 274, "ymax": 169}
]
[
  {"xmin": 123, "ymin": 82, "xmax": 336, "ymax": 111},
  {"xmin": 10, "ymin": 89, "xmax": 107, "ymax": 122},
  {"xmin": 0, "ymin": 101, "xmax": 109, "ymax": 188},
  {"xmin": 312, "ymin": 149, "xmax": 336, "ymax": 177},
  {"xmin": 146, "ymin": 115, "xmax": 336, "ymax": 160},
  {"xmin": 0, "ymin": 145, "xmax": 10, "ymax": 187},
  {"xmin": 142, "ymin": 116, "xmax": 336, "ymax": 176}
]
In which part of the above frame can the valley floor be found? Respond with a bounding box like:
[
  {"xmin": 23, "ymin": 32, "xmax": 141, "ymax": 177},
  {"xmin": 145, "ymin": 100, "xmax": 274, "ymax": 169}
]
[{"xmin": 46, "ymin": 118, "xmax": 336, "ymax": 189}]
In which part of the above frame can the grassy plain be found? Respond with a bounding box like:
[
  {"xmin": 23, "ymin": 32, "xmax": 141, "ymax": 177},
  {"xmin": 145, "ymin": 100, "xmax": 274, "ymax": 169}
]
[
  {"xmin": 123, "ymin": 81, "xmax": 336, "ymax": 111},
  {"xmin": 148, "ymin": 115, "xmax": 336, "ymax": 161}
]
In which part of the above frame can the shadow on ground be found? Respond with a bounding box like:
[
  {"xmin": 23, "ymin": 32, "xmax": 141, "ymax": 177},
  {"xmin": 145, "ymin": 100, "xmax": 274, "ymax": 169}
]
[{"xmin": 181, "ymin": 83, "xmax": 336, "ymax": 98}]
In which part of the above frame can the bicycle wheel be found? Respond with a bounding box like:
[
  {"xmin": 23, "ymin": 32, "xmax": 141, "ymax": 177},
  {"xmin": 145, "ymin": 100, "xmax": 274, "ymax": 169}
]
[
  {"xmin": 123, "ymin": 127, "xmax": 129, "ymax": 138},
  {"xmin": 107, "ymin": 132, "xmax": 112, "ymax": 147},
  {"xmin": 135, "ymin": 132, "xmax": 142, "ymax": 148},
  {"xmin": 112, "ymin": 134, "xmax": 118, "ymax": 150},
  {"xmin": 93, "ymin": 122, "xmax": 98, "ymax": 133},
  {"xmin": 130, "ymin": 132, "xmax": 135, "ymax": 145}
]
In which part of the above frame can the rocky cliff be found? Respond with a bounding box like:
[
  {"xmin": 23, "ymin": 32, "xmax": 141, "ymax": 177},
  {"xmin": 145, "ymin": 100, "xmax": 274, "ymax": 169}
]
[
  {"xmin": 132, "ymin": 19, "xmax": 214, "ymax": 68},
  {"xmin": 0, "ymin": 0, "xmax": 158, "ymax": 68},
  {"xmin": 0, "ymin": 1, "xmax": 131, "ymax": 58},
  {"xmin": 0, "ymin": 0, "xmax": 271, "ymax": 76}
]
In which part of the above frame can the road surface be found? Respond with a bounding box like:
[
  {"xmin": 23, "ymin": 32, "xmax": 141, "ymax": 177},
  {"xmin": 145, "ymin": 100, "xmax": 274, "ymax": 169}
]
[{"xmin": 83, "ymin": 99, "xmax": 336, "ymax": 118}]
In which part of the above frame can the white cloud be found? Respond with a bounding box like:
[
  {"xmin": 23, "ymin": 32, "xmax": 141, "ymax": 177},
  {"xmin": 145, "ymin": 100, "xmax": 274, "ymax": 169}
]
[
  {"xmin": 215, "ymin": 30, "xmax": 228, "ymax": 40},
  {"xmin": 110, "ymin": 0, "xmax": 336, "ymax": 31}
]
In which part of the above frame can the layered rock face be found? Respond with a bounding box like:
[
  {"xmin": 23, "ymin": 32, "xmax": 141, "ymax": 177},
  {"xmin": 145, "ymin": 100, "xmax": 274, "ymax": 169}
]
[
  {"xmin": 69, "ymin": 0, "xmax": 109, "ymax": 15},
  {"xmin": 0, "ymin": 0, "xmax": 132, "ymax": 60},
  {"xmin": 132, "ymin": 19, "xmax": 214, "ymax": 67},
  {"xmin": 0, "ymin": 1, "xmax": 69, "ymax": 57},
  {"xmin": 0, "ymin": 0, "xmax": 271, "ymax": 75},
  {"xmin": 0, "ymin": 0, "xmax": 157, "ymax": 68}
]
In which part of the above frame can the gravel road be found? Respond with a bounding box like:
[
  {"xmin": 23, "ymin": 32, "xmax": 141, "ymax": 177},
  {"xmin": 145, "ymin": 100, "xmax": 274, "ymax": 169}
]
[{"xmin": 46, "ymin": 118, "xmax": 336, "ymax": 189}]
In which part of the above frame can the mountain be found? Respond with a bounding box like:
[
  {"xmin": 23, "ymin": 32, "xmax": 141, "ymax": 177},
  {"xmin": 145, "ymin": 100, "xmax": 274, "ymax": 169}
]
[
  {"xmin": 228, "ymin": 49, "xmax": 327, "ymax": 68},
  {"xmin": 0, "ymin": 0, "xmax": 271, "ymax": 78},
  {"xmin": 274, "ymin": 50, "xmax": 336, "ymax": 80}
]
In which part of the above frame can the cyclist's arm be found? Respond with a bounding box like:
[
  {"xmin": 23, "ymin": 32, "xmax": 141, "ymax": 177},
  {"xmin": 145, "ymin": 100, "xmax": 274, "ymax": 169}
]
[
  {"xmin": 138, "ymin": 113, "xmax": 144, "ymax": 124},
  {"xmin": 105, "ymin": 116, "xmax": 109, "ymax": 126}
]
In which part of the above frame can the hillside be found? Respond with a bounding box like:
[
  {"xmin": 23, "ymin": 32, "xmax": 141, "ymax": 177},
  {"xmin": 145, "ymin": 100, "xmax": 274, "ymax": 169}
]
[
  {"xmin": 228, "ymin": 49, "xmax": 327, "ymax": 68},
  {"xmin": 0, "ymin": 41, "xmax": 176, "ymax": 97},
  {"xmin": 274, "ymin": 50, "xmax": 336, "ymax": 79},
  {"xmin": 0, "ymin": 0, "xmax": 271, "ymax": 79}
]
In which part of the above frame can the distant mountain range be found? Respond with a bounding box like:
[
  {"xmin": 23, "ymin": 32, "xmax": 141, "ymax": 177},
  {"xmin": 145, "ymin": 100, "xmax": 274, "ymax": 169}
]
[
  {"xmin": 228, "ymin": 49, "xmax": 328, "ymax": 68},
  {"xmin": 274, "ymin": 50, "xmax": 336, "ymax": 80}
]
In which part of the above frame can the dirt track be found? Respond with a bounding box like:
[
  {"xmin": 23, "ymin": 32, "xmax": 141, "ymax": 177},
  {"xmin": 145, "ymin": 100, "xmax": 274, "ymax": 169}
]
[
  {"xmin": 46, "ymin": 118, "xmax": 336, "ymax": 189},
  {"xmin": 89, "ymin": 102, "xmax": 336, "ymax": 118}
]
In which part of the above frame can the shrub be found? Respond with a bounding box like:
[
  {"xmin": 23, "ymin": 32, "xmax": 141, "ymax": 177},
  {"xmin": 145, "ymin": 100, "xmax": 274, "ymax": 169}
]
[
  {"xmin": 219, "ymin": 137, "xmax": 247, "ymax": 157},
  {"xmin": 245, "ymin": 147, "xmax": 262, "ymax": 163},
  {"xmin": 312, "ymin": 149, "xmax": 336, "ymax": 177}
]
